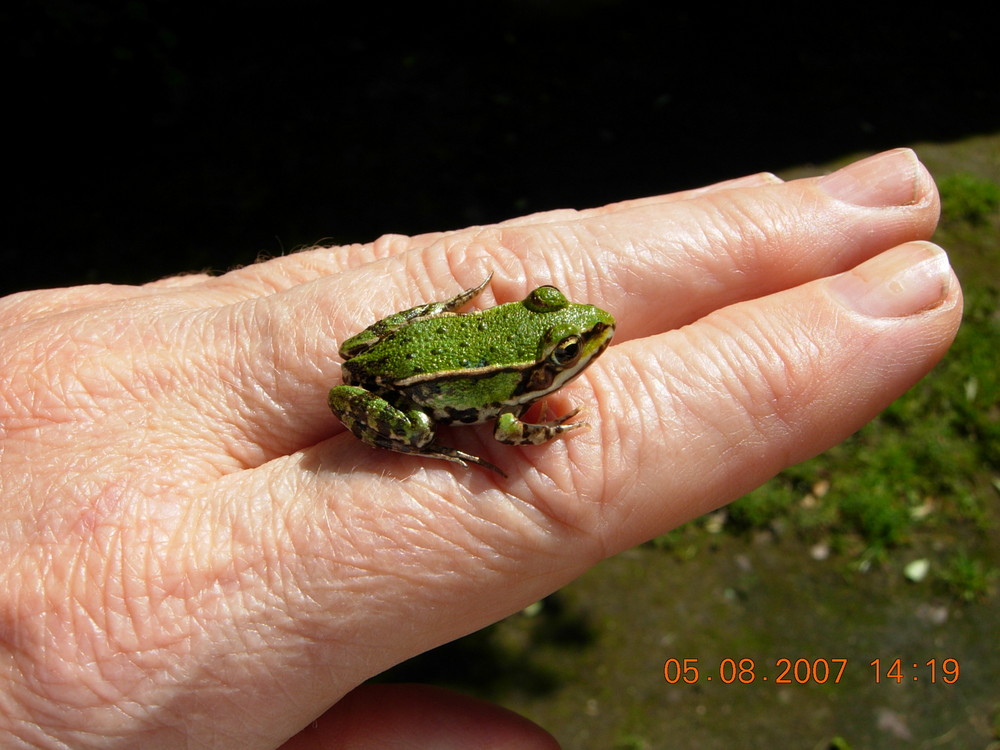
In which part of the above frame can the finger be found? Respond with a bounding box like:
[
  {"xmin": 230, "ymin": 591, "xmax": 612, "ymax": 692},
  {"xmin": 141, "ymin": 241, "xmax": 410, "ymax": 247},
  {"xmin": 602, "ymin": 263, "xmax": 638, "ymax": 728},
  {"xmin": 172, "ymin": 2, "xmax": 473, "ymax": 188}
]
[
  {"xmin": 583, "ymin": 240, "xmax": 962, "ymax": 550},
  {"xmin": 0, "ymin": 166, "xmax": 798, "ymax": 470},
  {"xmin": 0, "ymin": 282, "xmax": 165, "ymax": 328},
  {"xmin": 176, "ymin": 171, "xmax": 783, "ymax": 298},
  {"xmin": 278, "ymin": 684, "xmax": 559, "ymax": 750},
  {"xmin": 544, "ymin": 170, "xmax": 784, "ymax": 216},
  {"xmin": 0, "ymin": 271, "xmax": 221, "ymax": 328},
  {"xmin": 489, "ymin": 148, "xmax": 938, "ymax": 341},
  {"xmin": 291, "ymin": 148, "xmax": 933, "ymax": 346},
  {"xmin": 104, "ymin": 149, "xmax": 929, "ymax": 467},
  {"xmin": 190, "ymin": 149, "xmax": 935, "ymax": 459},
  {"xmin": 490, "ymin": 171, "xmax": 783, "ymax": 226}
]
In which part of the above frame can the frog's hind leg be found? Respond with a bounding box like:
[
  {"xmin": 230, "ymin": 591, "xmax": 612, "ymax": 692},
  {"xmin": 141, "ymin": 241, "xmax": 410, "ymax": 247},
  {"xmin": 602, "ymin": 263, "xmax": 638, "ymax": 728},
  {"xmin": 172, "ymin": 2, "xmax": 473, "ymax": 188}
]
[
  {"xmin": 329, "ymin": 385, "xmax": 506, "ymax": 477},
  {"xmin": 329, "ymin": 385, "xmax": 436, "ymax": 452}
]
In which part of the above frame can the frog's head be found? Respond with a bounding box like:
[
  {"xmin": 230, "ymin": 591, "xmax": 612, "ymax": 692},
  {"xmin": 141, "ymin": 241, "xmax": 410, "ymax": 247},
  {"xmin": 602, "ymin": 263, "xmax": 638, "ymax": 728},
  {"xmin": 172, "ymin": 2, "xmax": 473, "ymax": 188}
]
[{"xmin": 514, "ymin": 285, "xmax": 616, "ymax": 403}]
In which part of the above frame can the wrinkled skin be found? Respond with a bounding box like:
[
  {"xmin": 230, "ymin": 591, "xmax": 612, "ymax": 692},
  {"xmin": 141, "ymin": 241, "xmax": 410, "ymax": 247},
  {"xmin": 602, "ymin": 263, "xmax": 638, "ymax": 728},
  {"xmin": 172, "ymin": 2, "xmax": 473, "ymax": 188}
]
[{"xmin": 0, "ymin": 149, "xmax": 960, "ymax": 749}]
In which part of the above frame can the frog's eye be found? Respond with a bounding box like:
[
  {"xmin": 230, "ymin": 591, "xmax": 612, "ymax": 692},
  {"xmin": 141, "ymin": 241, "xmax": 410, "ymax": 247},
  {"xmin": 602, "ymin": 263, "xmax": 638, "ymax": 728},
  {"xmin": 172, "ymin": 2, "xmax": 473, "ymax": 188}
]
[
  {"xmin": 525, "ymin": 285, "xmax": 569, "ymax": 313},
  {"xmin": 551, "ymin": 334, "xmax": 583, "ymax": 367}
]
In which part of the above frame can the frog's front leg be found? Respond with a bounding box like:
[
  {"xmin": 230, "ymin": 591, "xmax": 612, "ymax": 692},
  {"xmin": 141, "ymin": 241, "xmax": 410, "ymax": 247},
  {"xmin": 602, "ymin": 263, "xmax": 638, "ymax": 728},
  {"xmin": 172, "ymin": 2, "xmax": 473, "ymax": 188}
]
[
  {"xmin": 493, "ymin": 404, "xmax": 587, "ymax": 446},
  {"xmin": 329, "ymin": 385, "xmax": 507, "ymax": 476}
]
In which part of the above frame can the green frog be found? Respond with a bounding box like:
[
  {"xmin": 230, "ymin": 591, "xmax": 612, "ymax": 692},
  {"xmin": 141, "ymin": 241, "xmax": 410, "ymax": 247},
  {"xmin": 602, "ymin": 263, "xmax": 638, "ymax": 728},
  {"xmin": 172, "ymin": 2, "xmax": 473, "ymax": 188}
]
[{"xmin": 328, "ymin": 273, "xmax": 615, "ymax": 476}]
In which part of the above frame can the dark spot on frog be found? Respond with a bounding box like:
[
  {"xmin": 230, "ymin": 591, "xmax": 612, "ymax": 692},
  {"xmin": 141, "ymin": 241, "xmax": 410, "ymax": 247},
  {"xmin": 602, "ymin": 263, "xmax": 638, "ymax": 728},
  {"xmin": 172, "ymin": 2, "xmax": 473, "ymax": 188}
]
[
  {"xmin": 444, "ymin": 406, "xmax": 483, "ymax": 424},
  {"xmin": 516, "ymin": 363, "xmax": 557, "ymax": 394}
]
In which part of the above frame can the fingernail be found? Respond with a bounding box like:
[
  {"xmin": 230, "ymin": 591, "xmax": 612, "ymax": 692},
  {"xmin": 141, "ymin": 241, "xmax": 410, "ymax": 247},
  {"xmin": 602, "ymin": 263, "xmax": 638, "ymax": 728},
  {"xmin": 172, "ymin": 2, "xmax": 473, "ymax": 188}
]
[
  {"xmin": 828, "ymin": 242, "xmax": 952, "ymax": 318},
  {"xmin": 818, "ymin": 148, "xmax": 924, "ymax": 207}
]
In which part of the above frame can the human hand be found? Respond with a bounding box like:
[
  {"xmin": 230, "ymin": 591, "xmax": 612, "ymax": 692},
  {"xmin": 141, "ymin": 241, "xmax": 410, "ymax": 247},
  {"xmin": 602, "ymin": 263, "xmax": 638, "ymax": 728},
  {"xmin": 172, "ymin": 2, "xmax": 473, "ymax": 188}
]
[{"xmin": 0, "ymin": 148, "xmax": 959, "ymax": 748}]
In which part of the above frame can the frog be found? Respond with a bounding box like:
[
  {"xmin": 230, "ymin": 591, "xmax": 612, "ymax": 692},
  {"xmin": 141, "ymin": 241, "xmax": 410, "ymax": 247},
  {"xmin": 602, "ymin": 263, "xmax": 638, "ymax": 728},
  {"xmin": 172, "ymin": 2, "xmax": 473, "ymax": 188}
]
[{"xmin": 328, "ymin": 273, "xmax": 615, "ymax": 477}]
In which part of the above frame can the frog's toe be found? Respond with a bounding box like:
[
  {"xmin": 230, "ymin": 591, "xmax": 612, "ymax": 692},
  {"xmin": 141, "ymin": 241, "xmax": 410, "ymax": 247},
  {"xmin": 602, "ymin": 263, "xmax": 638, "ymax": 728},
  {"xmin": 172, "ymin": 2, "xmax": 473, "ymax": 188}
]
[
  {"xmin": 537, "ymin": 400, "xmax": 583, "ymax": 425},
  {"xmin": 552, "ymin": 405, "xmax": 584, "ymax": 425},
  {"xmin": 423, "ymin": 444, "xmax": 508, "ymax": 478}
]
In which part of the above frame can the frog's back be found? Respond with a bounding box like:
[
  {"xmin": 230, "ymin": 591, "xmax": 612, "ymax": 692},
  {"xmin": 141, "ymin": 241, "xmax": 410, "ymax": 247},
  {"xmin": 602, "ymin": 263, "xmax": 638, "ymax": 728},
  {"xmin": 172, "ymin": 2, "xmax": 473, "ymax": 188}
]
[
  {"xmin": 344, "ymin": 303, "xmax": 543, "ymax": 384},
  {"xmin": 340, "ymin": 291, "xmax": 613, "ymax": 424}
]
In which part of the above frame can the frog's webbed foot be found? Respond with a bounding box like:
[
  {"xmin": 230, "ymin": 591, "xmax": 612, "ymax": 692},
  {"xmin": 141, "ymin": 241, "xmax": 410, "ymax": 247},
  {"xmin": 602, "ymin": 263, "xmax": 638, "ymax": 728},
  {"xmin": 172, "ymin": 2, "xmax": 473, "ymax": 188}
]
[
  {"xmin": 493, "ymin": 404, "xmax": 588, "ymax": 447},
  {"xmin": 419, "ymin": 444, "xmax": 508, "ymax": 478}
]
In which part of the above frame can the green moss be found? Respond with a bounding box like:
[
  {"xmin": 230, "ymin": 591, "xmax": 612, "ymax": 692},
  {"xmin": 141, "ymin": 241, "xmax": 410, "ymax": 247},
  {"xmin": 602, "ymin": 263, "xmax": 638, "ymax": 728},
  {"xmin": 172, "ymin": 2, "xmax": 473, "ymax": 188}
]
[
  {"xmin": 696, "ymin": 171, "xmax": 1000, "ymax": 601},
  {"xmin": 939, "ymin": 173, "xmax": 1000, "ymax": 224},
  {"xmin": 938, "ymin": 550, "xmax": 998, "ymax": 602}
]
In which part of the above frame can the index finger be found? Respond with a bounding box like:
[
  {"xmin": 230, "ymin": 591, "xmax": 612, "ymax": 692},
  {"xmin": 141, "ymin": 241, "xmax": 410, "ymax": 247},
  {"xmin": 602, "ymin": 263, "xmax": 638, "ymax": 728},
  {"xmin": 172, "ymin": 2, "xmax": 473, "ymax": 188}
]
[{"xmin": 178, "ymin": 149, "xmax": 937, "ymax": 463}]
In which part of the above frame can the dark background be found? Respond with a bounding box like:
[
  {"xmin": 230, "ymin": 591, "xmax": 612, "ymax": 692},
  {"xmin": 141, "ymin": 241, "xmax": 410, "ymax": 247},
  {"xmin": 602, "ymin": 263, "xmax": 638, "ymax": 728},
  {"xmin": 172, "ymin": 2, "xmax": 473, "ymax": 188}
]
[{"xmin": 5, "ymin": 2, "xmax": 997, "ymax": 297}]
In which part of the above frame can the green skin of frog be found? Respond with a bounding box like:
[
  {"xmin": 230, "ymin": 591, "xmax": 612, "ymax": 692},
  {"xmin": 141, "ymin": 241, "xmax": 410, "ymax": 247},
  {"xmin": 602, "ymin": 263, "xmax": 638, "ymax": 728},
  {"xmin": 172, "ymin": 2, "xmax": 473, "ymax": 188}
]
[{"xmin": 328, "ymin": 274, "xmax": 616, "ymax": 477}]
